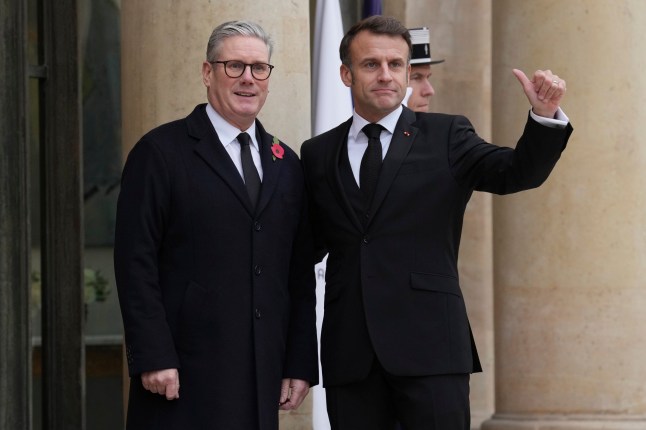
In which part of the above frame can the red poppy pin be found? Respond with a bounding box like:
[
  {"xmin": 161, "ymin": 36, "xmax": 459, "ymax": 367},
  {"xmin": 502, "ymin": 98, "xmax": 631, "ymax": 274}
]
[{"xmin": 271, "ymin": 137, "xmax": 284, "ymax": 161}]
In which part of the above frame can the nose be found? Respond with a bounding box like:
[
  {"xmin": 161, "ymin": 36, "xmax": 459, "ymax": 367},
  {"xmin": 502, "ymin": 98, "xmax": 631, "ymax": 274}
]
[
  {"xmin": 377, "ymin": 63, "xmax": 393, "ymax": 82},
  {"xmin": 239, "ymin": 65, "xmax": 255, "ymax": 82},
  {"xmin": 422, "ymin": 80, "xmax": 435, "ymax": 97}
]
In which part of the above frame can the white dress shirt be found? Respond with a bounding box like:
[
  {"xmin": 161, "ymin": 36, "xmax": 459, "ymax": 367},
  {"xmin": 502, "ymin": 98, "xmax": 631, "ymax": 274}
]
[
  {"xmin": 206, "ymin": 103, "xmax": 263, "ymax": 181},
  {"xmin": 347, "ymin": 106, "xmax": 402, "ymax": 187}
]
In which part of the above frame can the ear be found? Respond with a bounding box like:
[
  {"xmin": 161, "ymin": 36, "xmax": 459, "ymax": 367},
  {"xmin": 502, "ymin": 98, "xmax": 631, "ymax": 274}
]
[
  {"xmin": 340, "ymin": 64, "xmax": 352, "ymax": 88},
  {"xmin": 406, "ymin": 63, "xmax": 411, "ymax": 85},
  {"xmin": 202, "ymin": 61, "xmax": 212, "ymax": 87}
]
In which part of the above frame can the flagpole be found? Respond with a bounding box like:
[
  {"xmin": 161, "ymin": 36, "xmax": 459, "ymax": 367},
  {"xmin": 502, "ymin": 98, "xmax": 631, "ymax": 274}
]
[{"xmin": 311, "ymin": 1, "xmax": 353, "ymax": 429}]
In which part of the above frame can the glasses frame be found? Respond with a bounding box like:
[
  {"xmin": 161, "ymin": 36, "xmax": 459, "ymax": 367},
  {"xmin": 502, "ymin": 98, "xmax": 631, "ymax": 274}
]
[{"xmin": 210, "ymin": 60, "xmax": 275, "ymax": 81}]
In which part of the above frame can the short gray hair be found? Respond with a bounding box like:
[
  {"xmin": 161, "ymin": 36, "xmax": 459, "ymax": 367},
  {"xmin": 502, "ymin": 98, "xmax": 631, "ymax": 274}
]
[{"xmin": 206, "ymin": 20, "xmax": 274, "ymax": 62}]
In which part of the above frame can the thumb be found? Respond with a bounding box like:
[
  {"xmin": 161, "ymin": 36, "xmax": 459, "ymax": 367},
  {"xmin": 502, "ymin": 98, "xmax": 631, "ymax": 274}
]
[
  {"xmin": 512, "ymin": 68, "xmax": 532, "ymax": 89},
  {"xmin": 279, "ymin": 379, "xmax": 290, "ymax": 405},
  {"xmin": 512, "ymin": 68, "xmax": 541, "ymax": 105},
  {"xmin": 165, "ymin": 373, "xmax": 180, "ymax": 400}
]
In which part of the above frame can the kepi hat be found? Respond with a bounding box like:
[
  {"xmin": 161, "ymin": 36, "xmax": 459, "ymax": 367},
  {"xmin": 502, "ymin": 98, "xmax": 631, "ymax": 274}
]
[{"xmin": 409, "ymin": 27, "xmax": 444, "ymax": 65}]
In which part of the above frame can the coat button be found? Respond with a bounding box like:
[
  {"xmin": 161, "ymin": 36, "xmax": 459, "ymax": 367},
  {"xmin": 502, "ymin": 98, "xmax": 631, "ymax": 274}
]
[
  {"xmin": 254, "ymin": 265, "xmax": 262, "ymax": 275},
  {"xmin": 255, "ymin": 309, "xmax": 261, "ymax": 319},
  {"xmin": 254, "ymin": 221, "xmax": 261, "ymax": 231},
  {"xmin": 363, "ymin": 235, "xmax": 370, "ymax": 244}
]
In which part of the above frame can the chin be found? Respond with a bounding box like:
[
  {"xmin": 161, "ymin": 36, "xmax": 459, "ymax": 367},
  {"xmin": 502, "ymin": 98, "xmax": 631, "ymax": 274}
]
[{"xmin": 234, "ymin": 105, "xmax": 260, "ymax": 116}]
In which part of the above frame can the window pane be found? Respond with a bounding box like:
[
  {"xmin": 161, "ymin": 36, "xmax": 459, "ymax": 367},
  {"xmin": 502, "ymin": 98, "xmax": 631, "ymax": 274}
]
[{"xmin": 80, "ymin": 0, "xmax": 124, "ymax": 427}]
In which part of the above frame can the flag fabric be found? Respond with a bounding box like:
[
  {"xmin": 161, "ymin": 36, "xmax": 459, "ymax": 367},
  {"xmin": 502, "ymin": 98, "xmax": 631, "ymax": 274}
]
[
  {"xmin": 311, "ymin": 257, "xmax": 330, "ymax": 430},
  {"xmin": 312, "ymin": 0, "xmax": 353, "ymax": 135},
  {"xmin": 362, "ymin": 0, "xmax": 382, "ymax": 18},
  {"xmin": 311, "ymin": 1, "xmax": 352, "ymax": 429}
]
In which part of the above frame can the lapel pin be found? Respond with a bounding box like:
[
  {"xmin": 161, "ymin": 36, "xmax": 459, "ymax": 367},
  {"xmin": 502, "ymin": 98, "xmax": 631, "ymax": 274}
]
[{"xmin": 403, "ymin": 131, "xmax": 411, "ymax": 137}]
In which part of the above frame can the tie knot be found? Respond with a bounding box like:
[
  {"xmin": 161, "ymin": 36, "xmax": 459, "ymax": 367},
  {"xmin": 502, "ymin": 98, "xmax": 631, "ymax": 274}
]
[
  {"xmin": 237, "ymin": 132, "xmax": 251, "ymax": 147},
  {"xmin": 362, "ymin": 123, "xmax": 383, "ymax": 140}
]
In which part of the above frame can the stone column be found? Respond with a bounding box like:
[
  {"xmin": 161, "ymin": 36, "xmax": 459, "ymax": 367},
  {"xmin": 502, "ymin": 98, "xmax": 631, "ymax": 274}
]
[
  {"xmin": 121, "ymin": 2, "xmax": 313, "ymax": 428},
  {"xmin": 384, "ymin": 1, "xmax": 495, "ymax": 428},
  {"xmin": 484, "ymin": 1, "xmax": 646, "ymax": 429}
]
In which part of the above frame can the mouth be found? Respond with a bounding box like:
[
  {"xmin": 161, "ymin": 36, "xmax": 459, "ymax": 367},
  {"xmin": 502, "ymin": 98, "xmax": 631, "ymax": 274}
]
[
  {"xmin": 234, "ymin": 91, "xmax": 256, "ymax": 98},
  {"xmin": 373, "ymin": 87, "xmax": 396, "ymax": 95}
]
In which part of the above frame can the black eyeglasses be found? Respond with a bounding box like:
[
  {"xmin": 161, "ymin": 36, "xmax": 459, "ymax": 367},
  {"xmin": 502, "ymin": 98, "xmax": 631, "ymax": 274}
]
[{"xmin": 210, "ymin": 60, "xmax": 274, "ymax": 80}]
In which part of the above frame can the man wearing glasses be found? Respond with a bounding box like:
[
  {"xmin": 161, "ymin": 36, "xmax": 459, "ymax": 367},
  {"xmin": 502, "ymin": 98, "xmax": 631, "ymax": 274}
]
[{"xmin": 115, "ymin": 20, "xmax": 318, "ymax": 430}]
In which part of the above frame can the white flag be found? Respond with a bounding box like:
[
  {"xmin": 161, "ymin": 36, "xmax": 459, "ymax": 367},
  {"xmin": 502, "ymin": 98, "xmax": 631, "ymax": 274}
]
[
  {"xmin": 312, "ymin": 1, "xmax": 352, "ymax": 429},
  {"xmin": 312, "ymin": 0, "xmax": 353, "ymax": 135}
]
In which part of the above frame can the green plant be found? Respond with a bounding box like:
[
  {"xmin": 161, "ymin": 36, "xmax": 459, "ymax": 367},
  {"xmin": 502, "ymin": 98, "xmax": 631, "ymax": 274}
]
[{"xmin": 30, "ymin": 268, "xmax": 112, "ymax": 310}]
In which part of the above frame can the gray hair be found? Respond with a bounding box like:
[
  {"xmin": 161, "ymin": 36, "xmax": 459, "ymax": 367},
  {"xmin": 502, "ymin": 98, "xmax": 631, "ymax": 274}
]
[{"xmin": 206, "ymin": 20, "xmax": 274, "ymax": 62}]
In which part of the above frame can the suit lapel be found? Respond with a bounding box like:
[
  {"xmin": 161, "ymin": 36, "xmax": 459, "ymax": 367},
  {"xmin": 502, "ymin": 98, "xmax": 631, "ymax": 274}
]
[
  {"xmin": 326, "ymin": 118, "xmax": 364, "ymax": 233},
  {"xmin": 189, "ymin": 105, "xmax": 256, "ymax": 215},
  {"xmin": 367, "ymin": 107, "xmax": 418, "ymax": 224}
]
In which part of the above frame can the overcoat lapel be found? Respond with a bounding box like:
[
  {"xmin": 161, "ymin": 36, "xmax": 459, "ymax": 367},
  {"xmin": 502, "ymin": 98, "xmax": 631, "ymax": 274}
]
[
  {"xmin": 367, "ymin": 107, "xmax": 418, "ymax": 225},
  {"xmin": 189, "ymin": 105, "xmax": 256, "ymax": 215},
  {"xmin": 255, "ymin": 119, "xmax": 281, "ymax": 216},
  {"xmin": 326, "ymin": 118, "xmax": 364, "ymax": 233}
]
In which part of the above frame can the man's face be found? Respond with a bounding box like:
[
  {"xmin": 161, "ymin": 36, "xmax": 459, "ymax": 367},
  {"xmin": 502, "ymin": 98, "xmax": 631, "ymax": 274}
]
[
  {"xmin": 407, "ymin": 64, "xmax": 435, "ymax": 112},
  {"xmin": 340, "ymin": 31, "xmax": 410, "ymax": 123},
  {"xmin": 202, "ymin": 35, "xmax": 270, "ymax": 130}
]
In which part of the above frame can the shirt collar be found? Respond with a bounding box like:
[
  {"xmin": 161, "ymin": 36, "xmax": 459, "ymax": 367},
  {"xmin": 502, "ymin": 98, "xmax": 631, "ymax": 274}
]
[
  {"xmin": 349, "ymin": 105, "xmax": 403, "ymax": 140},
  {"xmin": 205, "ymin": 103, "xmax": 259, "ymax": 151}
]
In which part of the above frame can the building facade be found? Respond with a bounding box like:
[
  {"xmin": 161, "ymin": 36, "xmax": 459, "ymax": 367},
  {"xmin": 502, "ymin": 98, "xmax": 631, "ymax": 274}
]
[{"xmin": 2, "ymin": 1, "xmax": 646, "ymax": 429}]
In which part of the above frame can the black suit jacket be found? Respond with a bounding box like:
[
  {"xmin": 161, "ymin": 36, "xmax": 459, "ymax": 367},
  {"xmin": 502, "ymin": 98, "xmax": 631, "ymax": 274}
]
[
  {"xmin": 114, "ymin": 104, "xmax": 318, "ymax": 429},
  {"xmin": 301, "ymin": 106, "xmax": 572, "ymax": 387}
]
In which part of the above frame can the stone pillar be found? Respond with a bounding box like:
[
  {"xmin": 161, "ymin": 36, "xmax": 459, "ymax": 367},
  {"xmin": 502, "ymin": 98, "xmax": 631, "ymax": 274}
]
[
  {"xmin": 121, "ymin": 2, "xmax": 312, "ymax": 428},
  {"xmin": 484, "ymin": 1, "xmax": 646, "ymax": 429},
  {"xmin": 384, "ymin": 1, "xmax": 495, "ymax": 428}
]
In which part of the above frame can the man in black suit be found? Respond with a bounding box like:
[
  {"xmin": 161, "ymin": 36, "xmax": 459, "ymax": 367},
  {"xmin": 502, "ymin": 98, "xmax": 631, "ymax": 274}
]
[
  {"xmin": 301, "ymin": 15, "xmax": 572, "ymax": 430},
  {"xmin": 114, "ymin": 20, "xmax": 318, "ymax": 430}
]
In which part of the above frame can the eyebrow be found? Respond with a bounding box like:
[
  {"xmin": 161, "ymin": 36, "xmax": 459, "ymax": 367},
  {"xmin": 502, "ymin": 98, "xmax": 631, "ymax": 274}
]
[{"xmin": 359, "ymin": 54, "xmax": 407, "ymax": 64}]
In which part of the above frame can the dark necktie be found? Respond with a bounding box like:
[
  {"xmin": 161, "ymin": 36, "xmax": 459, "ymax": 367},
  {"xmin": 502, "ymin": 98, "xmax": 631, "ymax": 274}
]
[
  {"xmin": 237, "ymin": 132, "xmax": 261, "ymax": 208},
  {"xmin": 360, "ymin": 123, "xmax": 384, "ymax": 204}
]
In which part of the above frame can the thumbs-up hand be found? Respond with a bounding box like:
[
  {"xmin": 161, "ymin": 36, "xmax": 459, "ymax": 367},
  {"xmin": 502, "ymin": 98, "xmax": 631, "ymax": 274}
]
[{"xmin": 513, "ymin": 68, "xmax": 566, "ymax": 119}]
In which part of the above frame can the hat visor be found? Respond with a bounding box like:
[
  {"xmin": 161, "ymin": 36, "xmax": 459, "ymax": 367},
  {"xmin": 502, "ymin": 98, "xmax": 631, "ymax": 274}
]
[{"xmin": 411, "ymin": 58, "xmax": 445, "ymax": 65}]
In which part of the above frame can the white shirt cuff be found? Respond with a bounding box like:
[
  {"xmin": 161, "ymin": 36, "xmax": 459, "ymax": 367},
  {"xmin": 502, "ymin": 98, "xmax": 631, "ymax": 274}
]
[{"xmin": 530, "ymin": 107, "xmax": 569, "ymax": 128}]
